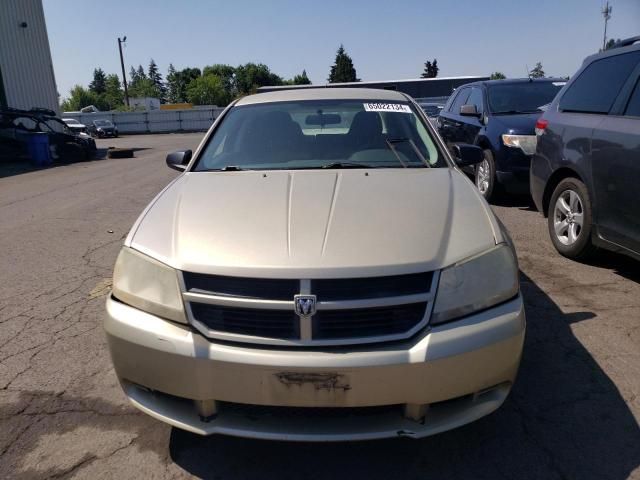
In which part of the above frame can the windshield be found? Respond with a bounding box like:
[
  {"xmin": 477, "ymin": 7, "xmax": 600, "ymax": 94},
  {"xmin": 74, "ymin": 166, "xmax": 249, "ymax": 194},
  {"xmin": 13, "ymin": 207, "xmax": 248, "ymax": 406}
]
[
  {"xmin": 488, "ymin": 82, "xmax": 565, "ymax": 114},
  {"xmin": 94, "ymin": 120, "xmax": 112, "ymax": 127},
  {"xmin": 194, "ymin": 100, "xmax": 444, "ymax": 171}
]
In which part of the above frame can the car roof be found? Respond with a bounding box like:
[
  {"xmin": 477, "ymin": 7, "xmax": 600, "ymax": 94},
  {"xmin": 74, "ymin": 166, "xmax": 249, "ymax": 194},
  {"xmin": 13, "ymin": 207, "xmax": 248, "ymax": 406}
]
[
  {"xmin": 461, "ymin": 78, "xmax": 567, "ymax": 88},
  {"xmin": 580, "ymin": 38, "xmax": 640, "ymax": 66},
  {"xmin": 236, "ymin": 87, "xmax": 408, "ymax": 106}
]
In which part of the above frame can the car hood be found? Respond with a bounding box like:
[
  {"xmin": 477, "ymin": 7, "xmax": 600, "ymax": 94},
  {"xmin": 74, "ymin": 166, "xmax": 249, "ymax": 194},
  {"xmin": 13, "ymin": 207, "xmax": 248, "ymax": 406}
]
[
  {"xmin": 128, "ymin": 169, "xmax": 502, "ymax": 278},
  {"xmin": 490, "ymin": 112, "xmax": 540, "ymax": 135}
]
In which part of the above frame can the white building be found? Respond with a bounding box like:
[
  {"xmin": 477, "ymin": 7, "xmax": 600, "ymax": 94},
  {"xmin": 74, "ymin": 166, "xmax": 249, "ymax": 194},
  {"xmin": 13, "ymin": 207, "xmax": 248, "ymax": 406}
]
[{"xmin": 0, "ymin": 0, "xmax": 59, "ymax": 113}]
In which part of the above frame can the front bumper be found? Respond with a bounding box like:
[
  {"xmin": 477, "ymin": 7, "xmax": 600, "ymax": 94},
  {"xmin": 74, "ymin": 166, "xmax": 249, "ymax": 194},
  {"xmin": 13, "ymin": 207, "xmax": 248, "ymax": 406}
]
[{"xmin": 105, "ymin": 294, "xmax": 525, "ymax": 441}]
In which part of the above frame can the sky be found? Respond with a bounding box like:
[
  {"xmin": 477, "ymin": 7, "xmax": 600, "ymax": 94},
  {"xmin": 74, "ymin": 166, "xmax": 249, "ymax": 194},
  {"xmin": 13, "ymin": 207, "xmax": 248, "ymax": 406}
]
[{"xmin": 44, "ymin": 0, "xmax": 640, "ymax": 100}]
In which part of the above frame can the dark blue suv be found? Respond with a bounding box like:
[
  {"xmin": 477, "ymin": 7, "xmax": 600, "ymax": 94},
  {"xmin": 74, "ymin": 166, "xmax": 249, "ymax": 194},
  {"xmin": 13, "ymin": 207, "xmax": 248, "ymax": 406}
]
[{"xmin": 437, "ymin": 78, "xmax": 565, "ymax": 200}]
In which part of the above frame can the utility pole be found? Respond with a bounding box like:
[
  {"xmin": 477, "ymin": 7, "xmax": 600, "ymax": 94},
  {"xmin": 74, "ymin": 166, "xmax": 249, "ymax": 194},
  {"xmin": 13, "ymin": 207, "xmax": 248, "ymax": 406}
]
[
  {"xmin": 118, "ymin": 36, "xmax": 130, "ymax": 107},
  {"xmin": 602, "ymin": 1, "xmax": 612, "ymax": 51}
]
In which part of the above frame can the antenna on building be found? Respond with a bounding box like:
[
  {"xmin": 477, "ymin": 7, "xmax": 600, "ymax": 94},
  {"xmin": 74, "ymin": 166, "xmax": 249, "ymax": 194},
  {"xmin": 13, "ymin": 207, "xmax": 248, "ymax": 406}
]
[{"xmin": 602, "ymin": 1, "xmax": 612, "ymax": 50}]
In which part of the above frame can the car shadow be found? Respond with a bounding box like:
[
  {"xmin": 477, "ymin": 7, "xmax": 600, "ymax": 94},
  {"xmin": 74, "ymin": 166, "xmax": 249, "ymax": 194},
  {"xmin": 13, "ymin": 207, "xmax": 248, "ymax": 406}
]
[
  {"xmin": 168, "ymin": 272, "xmax": 640, "ymax": 480},
  {"xmin": 0, "ymin": 148, "xmax": 112, "ymax": 178},
  {"xmin": 581, "ymin": 249, "xmax": 640, "ymax": 284},
  {"xmin": 491, "ymin": 193, "xmax": 536, "ymax": 211}
]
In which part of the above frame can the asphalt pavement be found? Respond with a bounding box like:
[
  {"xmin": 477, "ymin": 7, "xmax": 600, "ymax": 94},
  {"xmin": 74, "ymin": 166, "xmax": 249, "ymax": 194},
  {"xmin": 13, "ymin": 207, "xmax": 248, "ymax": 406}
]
[{"xmin": 0, "ymin": 133, "xmax": 638, "ymax": 479}]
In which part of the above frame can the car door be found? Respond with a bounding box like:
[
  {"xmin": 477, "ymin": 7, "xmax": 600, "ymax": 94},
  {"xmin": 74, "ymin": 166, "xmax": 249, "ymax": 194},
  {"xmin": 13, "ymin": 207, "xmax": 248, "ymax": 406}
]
[
  {"xmin": 459, "ymin": 86, "xmax": 484, "ymax": 144},
  {"xmin": 591, "ymin": 63, "xmax": 640, "ymax": 253},
  {"xmin": 438, "ymin": 87, "xmax": 471, "ymax": 145}
]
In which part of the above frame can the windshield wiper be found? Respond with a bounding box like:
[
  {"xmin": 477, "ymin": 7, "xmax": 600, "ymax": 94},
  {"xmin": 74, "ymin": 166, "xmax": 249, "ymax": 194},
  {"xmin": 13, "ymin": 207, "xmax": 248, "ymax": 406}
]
[
  {"xmin": 385, "ymin": 137, "xmax": 430, "ymax": 167},
  {"xmin": 219, "ymin": 165, "xmax": 248, "ymax": 171},
  {"xmin": 321, "ymin": 162, "xmax": 376, "ymax": 169}
]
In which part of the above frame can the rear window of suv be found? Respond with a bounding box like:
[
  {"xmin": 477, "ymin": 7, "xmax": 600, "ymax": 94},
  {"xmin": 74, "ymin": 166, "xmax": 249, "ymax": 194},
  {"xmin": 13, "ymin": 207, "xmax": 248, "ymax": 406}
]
[{"xmin": 559, "ymin": 51, "xmax": 640, "ymax": 114}]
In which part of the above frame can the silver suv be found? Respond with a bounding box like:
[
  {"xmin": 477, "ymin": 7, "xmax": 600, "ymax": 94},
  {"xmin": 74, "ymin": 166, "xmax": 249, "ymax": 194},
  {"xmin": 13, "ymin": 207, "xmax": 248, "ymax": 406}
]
[{"xmin": 105, "ymin": 88, "xmax": 525, "ymax": 440}]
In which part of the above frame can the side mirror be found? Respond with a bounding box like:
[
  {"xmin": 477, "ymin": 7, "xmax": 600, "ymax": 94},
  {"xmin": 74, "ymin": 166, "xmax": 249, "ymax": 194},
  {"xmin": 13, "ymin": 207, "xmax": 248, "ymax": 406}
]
[
  {"xmin": 451, "ymin": 144, "xmax": 484, "ymax": 167},
  {"xmin": 459, "ymin": 104, "xmax": 480, "ymax": 117},
  {"xmin": 166, "ymin": 150, "xmax": 192, "ymax": 172}
]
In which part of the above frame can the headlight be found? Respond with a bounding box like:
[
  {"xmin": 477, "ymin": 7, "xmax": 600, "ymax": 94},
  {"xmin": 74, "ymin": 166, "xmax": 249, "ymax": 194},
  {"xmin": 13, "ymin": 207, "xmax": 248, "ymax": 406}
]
[
  {"xmin": 112, "ymin": 247, "xmax": 186, "ymax": 323},
  {"xmin": 431, "ymin": 244, "xmax": 519, "ymax": 325},
  {"xmin": 502, "ymin": 134, "xmax": 537, "ymax": 156}
]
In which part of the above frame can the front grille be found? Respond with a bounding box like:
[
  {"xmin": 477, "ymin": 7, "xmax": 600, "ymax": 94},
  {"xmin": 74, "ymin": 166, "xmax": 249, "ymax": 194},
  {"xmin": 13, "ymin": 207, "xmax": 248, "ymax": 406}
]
[
  {"xmin": 182, "ymin": 271, "xmax": 436, "ymax": 346},
  {"xmin": 220, "ymin": 402, "xmax": 402, "ymax": 419},
  {"xmin": 313, "ymin": 303, "xmax": 428, "ymax": 340},
  {"xmin": 312, "ymin": 272, "xmax": 433, "ymax": 300},
  {"xmin": 190, "ymin": 303, "xmax": 299, "ymax": 339},
  {"xmin": 183, "ymin": 272, "xmax": 298, "ymax": 300}
]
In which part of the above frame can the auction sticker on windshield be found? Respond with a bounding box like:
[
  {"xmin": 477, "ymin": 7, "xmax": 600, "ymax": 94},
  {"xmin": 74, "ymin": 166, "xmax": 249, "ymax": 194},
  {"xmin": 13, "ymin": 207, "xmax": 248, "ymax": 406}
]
[{"xmin": 363, "ymin": 103, "xmax": 412, "ymax": 113}]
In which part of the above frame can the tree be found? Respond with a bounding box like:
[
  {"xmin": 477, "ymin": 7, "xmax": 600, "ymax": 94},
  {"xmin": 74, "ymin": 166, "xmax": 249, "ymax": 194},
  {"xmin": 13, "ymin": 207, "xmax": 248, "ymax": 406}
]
[
  {"xmin": 103, "ymin": 74, "xmax": 124, "ymax": 110},
  {"xmin": 129, "ymin": 78, "xmax": 159, "ymax": 98},
  {"xmin": 203, "ymin": 64, "xmax": 235, "ymax": 93},
  {"xmin": 604, "ymin": 38, "xmax": 620, "ymax": 50},
  {"xmin": 136, "ymin": 65, "xmax": 147, "ymax": 80},
  {"xmin": 328, "ymin": 45, "xmax": 359, "ymax": 83},
  {"xmin": 234, "ymin": 63, "xmax": 283, "ymax": 95},
  {"xmin": 166, "ymin": 64, "xmax": 181, "ymax": 103},
  {"xmin": 89, "ymin": 68, "xmax": 107, "ymax": 94},
  {"xmin": 529, "ymin": 62, "xmax": 545, "ymax": 78},
  {"xmin": 421, "ymin": 59, "xmax": 439, "ymax": 78},
  {"xmin": 128, "ymin": 64, "xmax": 159, "ymax": 98},
  {"xmin": 186, "ymin": 74, "xmax": 230, "ymax": 106},
  {"xmin": 148, "ymin": 59, "xmax": 166, "ymax": 102},
  {"xmin": 490, "ymin": 71, "xmax": 506, "ymax": 80},
  {"xmin": 129, "ymin": 66, "xmax": 140, "ymax": 84},
  {"xmin": 292, "ymin": 69, "xmax": 311, "ymax": 85},
  {"xmin": 60, "ymin": 85, "xmax": 105, "ymax": 111}
]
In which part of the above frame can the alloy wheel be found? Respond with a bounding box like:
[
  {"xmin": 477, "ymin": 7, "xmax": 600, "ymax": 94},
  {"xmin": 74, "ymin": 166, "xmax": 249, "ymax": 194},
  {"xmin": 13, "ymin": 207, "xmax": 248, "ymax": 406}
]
[
  {"xmin": 553, "ymin": 189, "xmax": 584, "ymax": 245},
  {"xmin": 476, "ymin": 159, "xmax": 490, "ymax": 194}
]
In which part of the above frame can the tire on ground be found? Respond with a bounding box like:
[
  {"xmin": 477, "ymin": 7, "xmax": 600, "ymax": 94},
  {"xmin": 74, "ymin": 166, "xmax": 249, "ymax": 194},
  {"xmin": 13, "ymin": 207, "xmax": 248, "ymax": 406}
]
[{"xmin": 547, "ymin": 177, "xmax": 596, "ymax": 260}]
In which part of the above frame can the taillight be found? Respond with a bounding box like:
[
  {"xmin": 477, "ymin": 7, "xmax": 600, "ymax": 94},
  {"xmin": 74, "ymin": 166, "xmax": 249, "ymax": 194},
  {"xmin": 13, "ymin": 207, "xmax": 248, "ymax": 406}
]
[{"xmin": 535, "ymin": 118, "xmax": 548, "ymax": 136}]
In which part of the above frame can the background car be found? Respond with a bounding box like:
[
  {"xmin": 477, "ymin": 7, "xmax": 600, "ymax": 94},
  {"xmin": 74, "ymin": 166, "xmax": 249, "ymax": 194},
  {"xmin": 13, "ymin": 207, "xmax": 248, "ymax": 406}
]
[
  {"xmin": 418, "ymin": 102, "xmax": 444, "ymax": 119},
  {"xmin": 0, "ymin": 109, "xmax": 96, "ymax": 162},
  {"xmin": 62, "ymin": 118, "xmax": 88, "ymax": 134},
  {"xmin": 437, "ymin": 78, "xmax": 565, "ymax": 200},
  {"xmin": 89, "ymin": 119, "xmax": 118, "ymax": 138},
  {"xmin": 531, "ymin": 37, "xmax": 640, "ymax": 261}
]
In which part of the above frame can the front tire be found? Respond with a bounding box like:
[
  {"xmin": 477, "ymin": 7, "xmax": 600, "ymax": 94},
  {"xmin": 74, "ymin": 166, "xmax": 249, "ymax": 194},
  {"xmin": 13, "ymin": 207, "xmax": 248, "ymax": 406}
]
[
  {"xmin": 547, "ymin": 178, "xmax": 596, "ymax": 259},
  {"xmin": 475, "ymin": 149, "xmax": 498, "ymax": 201}
]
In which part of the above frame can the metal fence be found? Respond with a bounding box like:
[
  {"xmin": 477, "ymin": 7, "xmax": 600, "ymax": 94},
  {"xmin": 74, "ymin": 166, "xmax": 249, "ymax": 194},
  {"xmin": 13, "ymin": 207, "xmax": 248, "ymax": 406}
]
[{"xmin": 62, "ymin": 107, "xmax": 225, "ymax": 134}]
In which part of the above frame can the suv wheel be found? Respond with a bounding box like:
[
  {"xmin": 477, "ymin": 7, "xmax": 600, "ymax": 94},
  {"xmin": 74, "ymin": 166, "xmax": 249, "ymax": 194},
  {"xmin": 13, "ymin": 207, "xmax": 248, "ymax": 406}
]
[
  {"xmin": 475, "ymin": 149, "xmax": 497, "ymax": 201},
  {"xmin": 547, "ymin": 178, "xmax": 596, "ymax": 259}
]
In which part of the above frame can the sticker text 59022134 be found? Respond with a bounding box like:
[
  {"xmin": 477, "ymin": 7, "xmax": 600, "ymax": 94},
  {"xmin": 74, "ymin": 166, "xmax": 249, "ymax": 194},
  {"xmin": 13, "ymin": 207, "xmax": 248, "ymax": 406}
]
[{"xmin": 363, "ymin": 103, "xmax": 412, "ymax": 113}]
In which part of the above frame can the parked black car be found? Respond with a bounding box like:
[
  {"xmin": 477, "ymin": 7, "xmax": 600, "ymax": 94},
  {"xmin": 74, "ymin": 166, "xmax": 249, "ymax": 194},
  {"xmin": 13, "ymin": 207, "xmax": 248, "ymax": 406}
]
[
  {"xmin": 0, "ymin": 108, "xmax": 96, "ymax": 161},
  {"xmin": 531, "ymin": 37, "xmax": 640, "ymax": 261},
  {"xmin": 437, "ymin": 78, "xmax": 566, "ymax": 200},
  {"xmin": 418, "ymin": 102, "xmax": 444, "ymax": 119},
  {"xmin": 89, "ymin": 119, "xmax": 118, "ymax": 138}
]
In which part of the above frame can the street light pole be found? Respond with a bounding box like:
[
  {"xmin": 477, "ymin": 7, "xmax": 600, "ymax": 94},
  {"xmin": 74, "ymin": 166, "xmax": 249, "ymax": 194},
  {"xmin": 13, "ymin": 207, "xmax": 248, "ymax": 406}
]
[
  {"xmin": 118, "ymin": 36, "xmax": 130, "ymax": 107},
  {"xmin": 602, "ymin": 2, "xmax": 612, "ymax": 51}
]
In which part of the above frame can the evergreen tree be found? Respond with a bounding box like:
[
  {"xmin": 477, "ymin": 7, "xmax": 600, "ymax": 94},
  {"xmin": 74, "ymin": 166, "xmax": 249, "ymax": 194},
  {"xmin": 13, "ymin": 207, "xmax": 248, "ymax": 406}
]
[
  {"xmin": 89, "ymin": 68, "xmax": 107, "ymax": 94},
  {"xmin": 293, "ymin": 69, "xmax": 311, "ymax": 85},
  {"xmin": 166, "ymin": 64, "xmax": 181, "ymax": 103},
  {"xmin": 136, "ymin": 65, "xmax": 147, "ymax": 80},
  {"xmin": 129, "ymin": 66, "xmax": 139, "ymax": 84},
  {"xmin": 490, "ymin": 71, "xmax": 506, "ymax": 80},
  {"xmin": 421, "ymin": 59, "xmax": 439, "ymax": 78},
  {"xmin": 529, "ymin": 62, "xmax": 545, "ymax": 78},
  {"xmin": 148, "ymin": 59, "xmax": 166, "ymax": 102},
  {"xmin": 328, "ymin": 45, "xmax": 359, "ymax": 83}
]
